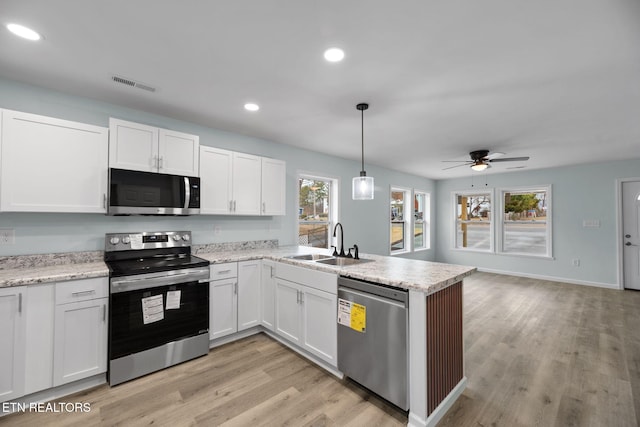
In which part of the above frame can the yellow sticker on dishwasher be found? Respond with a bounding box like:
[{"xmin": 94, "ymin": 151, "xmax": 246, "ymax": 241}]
[{"xmin": 350, "ymin": 303, "xmax": 366, "ymax": 332}]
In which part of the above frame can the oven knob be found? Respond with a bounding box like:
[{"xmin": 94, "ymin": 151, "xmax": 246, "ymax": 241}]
[
  {"xmin": 172, "ymin": 235, "xmax": 181, "ymax": 242},
  {"xmin": 122, "ymin": 236, "xmax": 131, "ymax": 244},
  {"xmin": 109, "ymin": 237, "xmax": 120, "ymax": 245},
  {"xmin": 182, "ymin": 234, "xmax": 190, "ymax": 241}
]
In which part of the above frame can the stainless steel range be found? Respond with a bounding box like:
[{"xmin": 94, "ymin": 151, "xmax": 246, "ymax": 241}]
[{"xmin": 104, "ymin": 231, "xmax": 210, "ymax": 386}]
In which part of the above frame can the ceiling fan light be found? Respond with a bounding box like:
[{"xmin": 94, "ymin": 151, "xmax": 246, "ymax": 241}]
[{"xmin": 471, "ymin": 162, "xmax": 488, "ymax": 172}]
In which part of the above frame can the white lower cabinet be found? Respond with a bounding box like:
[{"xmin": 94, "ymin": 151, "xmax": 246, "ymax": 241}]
[
  {"xmin": 210, "ymin": 277, "xmax": 237, "ymax": 340},
  {"xmin": 53, "ymin": 297, "xmax": 108, "ymax": 386},
  {"xmin": 274, "ymin": 265, "xmax": 338, "ymax": 367},
  {"xmin": 261, "ymin": 260, "xmax": 276, "ymax": 331},
  {"xmin": 209, "ymin": 260, "xmax": 261, "ymax": 340},
  {"xmin": 0, "ymin": 286, "xmax": 26, "ymax": 402}
]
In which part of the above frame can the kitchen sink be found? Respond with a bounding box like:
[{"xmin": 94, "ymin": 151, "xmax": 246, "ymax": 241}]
[
  {"xmin": 315, "ymin": 257, "xmax": 374, "ymax": 266},
  {"xmin": 286, "ymin": 254, "xmax": 334, "ymax": 261}
]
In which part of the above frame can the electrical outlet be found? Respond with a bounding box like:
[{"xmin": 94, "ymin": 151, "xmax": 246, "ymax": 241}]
[
  {"xmin": 0, "ymin": 229, "xmax": 15, "ymax": 245},
  {"xmin": 213, "ymin": 226, "xmax": 221, "ymax": 236},
  {"xmin": 572, "ymin": 259, "xmax": 580, "ymax": 267}
]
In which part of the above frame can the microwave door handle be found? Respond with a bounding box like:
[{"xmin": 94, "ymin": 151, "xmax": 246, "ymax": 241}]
[{"xmin": 184, "ymin": 177, "xmax": 191, "ymax": 209}]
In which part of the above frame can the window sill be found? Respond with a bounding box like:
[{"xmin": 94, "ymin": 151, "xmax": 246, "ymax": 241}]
[
  {"xmin": 390, "ymin": 250, "xmax": 410, "ymax": 256},
  {"xmin": 497, "ymin": 252, "xmax": 554, "ymax": 260}
]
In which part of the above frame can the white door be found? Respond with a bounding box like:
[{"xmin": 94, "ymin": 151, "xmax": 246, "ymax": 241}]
[
  {"xmin": 232, "ymin": 152, "xmax": 262, "ymax": 215},
  {"xmin": 209, "ymin": 278, "xmax": 238, "ymax": 339},
  {"xmin": 200, "ymin": 146, "xmax": 233, "ymax": 214},
  {"xmin": 1, "ymin": 110, "xmax": 109, "ymax": 213},
  {"xmin": 53, "ymin": 298, "xmax": 108, "ymax": 386},
  {"xmin": 623, "ymin": 181, "xmax": 640, "ymax": 290},
  {"xmin": 158, "ymin": 129, "xmax": 199, "ymax": 176},
  {"xmin": 0, "ymin": 287, "xmax": 26, "ymax": 402},
  {"xmin": 261, "ymin": 261, "xmax": 276, "ymax": 331},
  {"xmin": 261, "ymin": 158, "xmax": 286, "ymax": 215},
  {"xmin": 275, "ymin": 279, "xmax": 302, "ymax": 345},
  {"xmin": 237, "ymin": 261, "xmax": 261, "ymax": 331},
  {"xmin": 109, "ymin": 118, "xmax": 159, "ymax": 172},
  {"xmin": 301, "ymin": 286, "xmax": 337, "ymax": 366}
]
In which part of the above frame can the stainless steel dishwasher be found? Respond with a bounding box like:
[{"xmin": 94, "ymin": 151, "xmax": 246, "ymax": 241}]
[{"xmin": 337, "ymin": 276, "xmax": 409, "ymax": 410}]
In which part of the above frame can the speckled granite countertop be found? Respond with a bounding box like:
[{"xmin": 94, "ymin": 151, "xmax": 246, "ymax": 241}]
[{"xmin": 0, "ymin": 246, "xmax": 475, "ymax": 295}]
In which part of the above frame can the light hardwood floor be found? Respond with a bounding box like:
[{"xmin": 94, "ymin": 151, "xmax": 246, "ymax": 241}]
[{"xmin": 3, "ymin": 272, "xmax": 639, "ymax": 426}]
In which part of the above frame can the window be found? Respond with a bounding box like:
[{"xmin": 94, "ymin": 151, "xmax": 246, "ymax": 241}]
[
  {"xmin": 499, "ymin": 186, "xmax": 552, "ymax": 257},
  {"xmin": 391, "ymin": 188, "xmax": 430, "ymax": 254},
  {"xmin": 453, "ymin": 190, "xmax": 493, "ymax": 252},
  {"xmin": 390, "ymin": 188, "xmax": 409, "ymax": 253},
  {"xmin": 414, "ymin": 192, "xmax": 429, "ymax": 250},
  {"xmin": 298, "ymin": 174, "xmax": 338, "ymax": 249}
]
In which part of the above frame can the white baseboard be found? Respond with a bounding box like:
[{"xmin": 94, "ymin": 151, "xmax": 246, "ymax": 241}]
[{"xmin": 476, "ymin": 267, "xmax": 620, "ymax": 290}]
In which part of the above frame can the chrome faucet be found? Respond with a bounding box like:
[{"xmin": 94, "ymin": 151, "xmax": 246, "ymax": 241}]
[{"xmin": 333, "ymin": 222, "xmax": 346, "ymax": 257}]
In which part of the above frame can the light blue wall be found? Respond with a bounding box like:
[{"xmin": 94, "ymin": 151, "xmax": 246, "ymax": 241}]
[
  {"xmin": 0, "ymin": 78, "xmax": 435, "ymax": 259},
  {"xmin": 435, "ymin": 160, "xmax": 640, "ymax": 287}
]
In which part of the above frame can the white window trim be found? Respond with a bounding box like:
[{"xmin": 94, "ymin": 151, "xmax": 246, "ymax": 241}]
[
  {"xmin": 296, "ymin": 171, "xmax": 340, "ymax": 249},
  {"xmin": 413, "ymin": 190, "xmax": 431, "ymax": 252},
  {"xmin": 496, "ymin": 185, "xmax": 553, "ymax": 259},
  {"xmin": 451, "ymin": 188, "xmax": 495, "ymax": 253},
  {"xmin": 390, "ymin": 186, "xmax": 411, "ymax": 255}
]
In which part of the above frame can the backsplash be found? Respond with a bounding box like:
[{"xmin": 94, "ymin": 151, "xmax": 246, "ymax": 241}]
[
  {"xmin": 0, "ymin": 240, "xmax": 279, "ymax": 270},
  {"xmin": 0, "ymin": 251, "xmax": 103, "ymax": 270},
  {"xmin": 193, "ymin": 239, "xmax": 278, "ymax": 254}
]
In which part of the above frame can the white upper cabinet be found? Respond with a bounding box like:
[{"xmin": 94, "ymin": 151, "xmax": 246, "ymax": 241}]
[
  {"xmin": 109, "ymin": 118, "xmax": 199, "ymax": 176},
  {"xmin": 232, "ymin": 152, "xmax": 262, "ymax": 215},
  {"xmin": 0, "ymin": 109, "xmax": 109, "ymax": 213},
  {"xmin": 200, "ymin": 146, "xmax": 233, "ymax": 214},
  {"xmin": 261, "ymin": 157, "xmax": 286, "ymax": 215},
  {"xmin": 199, "ymin": 146, "xmax": 285, "ymax": 216}
]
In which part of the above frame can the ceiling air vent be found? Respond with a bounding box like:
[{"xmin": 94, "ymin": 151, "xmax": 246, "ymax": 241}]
[{"xmin": 111, "ymin": 75, "xmax": 156, "ymax": 93}]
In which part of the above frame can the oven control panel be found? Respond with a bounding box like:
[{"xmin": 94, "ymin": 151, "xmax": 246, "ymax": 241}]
[{"xmin": 105, "ymin": 231, "xmax": 192, "ymax": 251}]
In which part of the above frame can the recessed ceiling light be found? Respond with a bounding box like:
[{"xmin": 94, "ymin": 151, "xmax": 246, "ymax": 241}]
[
  {"xmin": 6, "ymin": 23, "xmax": 41, "ymax": 41},
  {"xmin": 244, "ymin": 103, "xmax": 260, "ymax": 112},
  {"xmin": 324, "ymin": 48, "xmax": 345, "ymax": 62}
]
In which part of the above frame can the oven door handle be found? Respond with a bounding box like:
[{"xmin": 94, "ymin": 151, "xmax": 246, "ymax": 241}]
[{"xmin": 111, "ymin": 271, "xmax": 209, "ymax": 293}]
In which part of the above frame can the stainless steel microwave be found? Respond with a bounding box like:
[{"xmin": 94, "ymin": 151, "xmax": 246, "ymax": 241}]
[{"xmin": 108, "ymin": 168, "xmax": 200, "ymax": 215}]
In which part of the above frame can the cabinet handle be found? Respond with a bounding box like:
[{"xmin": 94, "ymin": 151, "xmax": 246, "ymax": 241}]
[
  {"xmin": 300, "ymin": 292, "xmax": 304, "ymax": 304},
  {"xmin": 159, "ymin": 156, "xmax": 164, "ymax": 169},
  {"xmin": 269, "ymin": 266, "xmax": 274, "ymax": 278},
  {"xmin": 18, "ymin": 293, "xmax": 22, "ymax": 314},
  {"xmin": 262, "ymin": 202, "xmax": 266, "ymax": 213},
  {"xmin": 103, "ymin": 193, "xmax": 107, "ymax": 209},
  {"xmin": 103, "ymin": 304, "xmax": 106, "ymax": 322},
  {"xmin": 234, "ymin": 282, "xmax": 238, "ymax": 295},
  {"xmin": 72, "ymin": 290, "xmax": 96, "ymax": 297},
  {"xmin": 233, "ymin": 200, "xmax": 237, "ymax": 212},
  {"xmin": 296, "ymin": 290, "xmax": 300, "ymax": 304},
  {"xmin": 229, "ymin": 200, "xmax": 233, "ymax": 212},
  {"xmin": 218, "ymin": 269, "xmax": 231, "ymax": 274}
]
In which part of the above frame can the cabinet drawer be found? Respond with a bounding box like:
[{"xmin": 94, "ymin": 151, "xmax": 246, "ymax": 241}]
[
  {"xmin": 55, "ymin": 277, "xmax": 108, "ymax": 305},
  {"xmin": 275, "ymin": 262, "xmax": 337, "ymax": 294},
  {"xmin": 210, "ymin": 262, "xmax": 238, "ymax": 280}
]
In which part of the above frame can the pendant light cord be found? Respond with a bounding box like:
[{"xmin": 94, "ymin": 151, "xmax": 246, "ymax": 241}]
[{"xmin": 361, "ymin": 108, "xmax": 365, "ymax": 172}]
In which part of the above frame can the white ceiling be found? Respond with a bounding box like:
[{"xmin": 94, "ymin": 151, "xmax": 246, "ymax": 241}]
[{"xmin": 1, "ymin": 0, "xmax": 639, "ymax": 179}]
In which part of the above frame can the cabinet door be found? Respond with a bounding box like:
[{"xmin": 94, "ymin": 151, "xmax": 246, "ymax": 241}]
[
  {"xmin": 200, "ymin": 146, "xmax": 233, "ymax": 214},
  {"xmin": 1, "ymin": 110, "xmax": 108, "ymax": 213},
  {"xmin": 158, "ymin": 129, "xmax": 199, "ymax": 176},
  {"xmin": 0, "ymin": 287, "xmax": 26, "ymax": 402},
  {"xmin": 232, "ymin": 152, "xmax": 262, "ymax": 215},
  {"xmin": 237, "ymin": 260, "xmax": 261, "ymax": 331},
  {"xmin": 261, "ymin": 158, "xmax": 286, "ymax": 215},
  {"xmin": 261, "ymin": 260, "xmax": 276, "ymax": 331},
  {"xmin": 275, "ymin": 279, "xmax": 302, "ymax": 345},
  {"xmin": 53, "ymin": 298, "xmax": 108, "ymax": 386},
  {"xmin": 209, "ymin": 278, "xmax": 238, "ymax": 340},
  {"xmin": 301, "ymin": 286, "xmax": 337, "ymax": 366},
  {"xmin": 25, "ymin": 284, "xmax": 54, "ymax": 395},
  {"xmin": 109, "ymin": 118, "xmax": 159, "ymax": 172}
]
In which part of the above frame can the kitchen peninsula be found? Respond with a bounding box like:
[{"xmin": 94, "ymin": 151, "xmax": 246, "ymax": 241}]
[{"xmin": 0, "ymin": 245, "xmax": 475, "ymax": 427}]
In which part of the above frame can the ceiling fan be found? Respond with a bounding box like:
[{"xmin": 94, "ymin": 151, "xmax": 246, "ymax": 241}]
[{"xmin": 442, "ymin": 150, "xmax": 530, "ymax": 171}]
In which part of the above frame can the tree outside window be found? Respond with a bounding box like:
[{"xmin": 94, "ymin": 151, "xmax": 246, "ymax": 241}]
[{"xmin": 298, "ymin": 177, "xmax": 333, "ymax": 248}]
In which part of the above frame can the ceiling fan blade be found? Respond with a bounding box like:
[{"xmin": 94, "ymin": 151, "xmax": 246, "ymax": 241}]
[
  {"xmin": 441, "ymin": 160, "xmax": 472, "ymax": 163},
  {"xmin": 486, "ymin": 152, "xmax": 505, "ymax": 160},
  {"xmin": 442, "ymin": 163, "xmax": 472, "ymax": 170},
  {"xmin": 489, "ymin": 156, "xmax": 530, "ymax": 163}
]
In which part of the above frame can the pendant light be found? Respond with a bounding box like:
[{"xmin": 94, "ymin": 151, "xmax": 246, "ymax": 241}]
[{"xmin": 352, "ymin": 103, "xmax": 375, "ymax": 200}]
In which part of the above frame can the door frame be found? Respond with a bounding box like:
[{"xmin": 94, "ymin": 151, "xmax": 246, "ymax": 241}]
[{"xmin": 616, "ymin": 177, "xmax": 640, "ymax": 290}]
